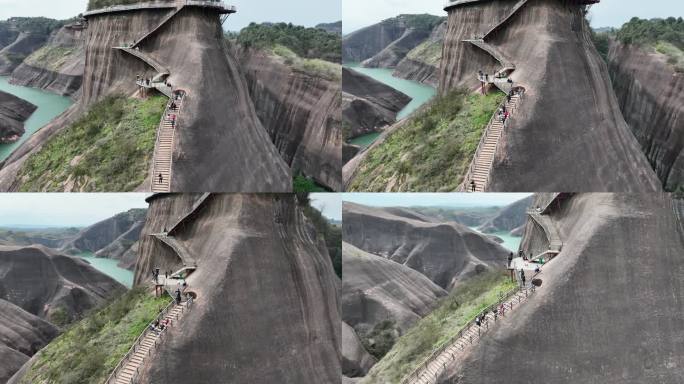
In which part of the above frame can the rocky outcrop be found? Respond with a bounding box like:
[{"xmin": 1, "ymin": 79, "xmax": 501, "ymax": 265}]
[
  {"xmin": 0, "ymin": 32, "xmax": 50, "ymax": 75},
  {"xmin": 607, "ymin": 40, "xmax": 684, "ymax": 191},
  {"xmin": 440, "ymin": 0, "xmax": 660, "ymax": 191},
  {"xmin": 0, "ymin": 228, "xmax": 79, "ymax": 248},
  {"xmin": 344, "ymin": 142, "xmax": 362, "ymax": 164},
  {"xmin": 61, "ymin": 208, "xmax": 145, "ymax": 269},
  {"xmin": 0, "ymin": 7, "xmax": 292, "ymax": 192},
  {"xmin": 9, "ymin": 25, "xmax": 85, "ymax": 98},
  {"xmin": 317, "ymin": 21, "xmax": 342, "ymax": 35},
  {"xmin": 343, "ymin": 68, "xmax": 411, "ymax": 139},
  {"xmin": 0, "ymin": 245, "xmax": 124, "ymax": 323},
  {"xmin": 238, "ymin": 48, "xmax": 342, "ymax": 191},
  {"xmin": 343, "ymin": 15, "xmax": 444, "ymax": 66},
  {"xmin": 393, "ymin": 20, "xmax": 446, "ymax": 86},
  {"xmin": 343, "ymin": 321, "xmax": 376, "ymax": 378},
  {"xmin": 479, "ymin": 195, "xmax": 532, "ymax": 234},
  {"xmin": 342, "ymin": 242, "xmax": 447, "ymax": 333},
  {"xmin": 0, "ymin": 91, "xmax": 36, "ymax": 143},
  {"xmin": 440, "ymin": 193, "xmax": 684, "ymax": 383},
  {"xmin": 343, "ymin": 202, "xmax": 509, "ymax": 289},
  {"xmin": 0, "ymin": 299, "xmax": 58, "ymax": 384},
  {"xmin": 132, "ymin": 194, "xmax": 340, "ymax": 383}
]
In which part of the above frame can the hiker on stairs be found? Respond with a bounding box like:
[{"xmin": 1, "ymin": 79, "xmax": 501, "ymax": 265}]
[
  {"xmin": 470, "ymin": 180, "xmax": 476, "ymax": 192},
  {"xmin": 158, "ymin": 173, "xmax": 164, "ymax": 185},
  {"xmin": 520, "ymin": 269, "xmax": 526, "ymax": 288}
]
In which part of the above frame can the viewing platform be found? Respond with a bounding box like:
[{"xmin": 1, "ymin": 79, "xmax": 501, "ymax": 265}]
[
  {"xmin": 83, "ymin": 0, "xmax": 237, "ymax": 17},
  {"xmin": 445, "ymin": 0, "xmax": 599, "ymax": 11}
]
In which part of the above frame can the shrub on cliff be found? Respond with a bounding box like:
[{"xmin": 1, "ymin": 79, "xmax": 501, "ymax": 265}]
[
  {"xmin": 302, "ymin": 201, "xmax": 342, "ymax": 278},
  {"xmin": 616, "ymin": 17, "xmax": 684, "ymax": 50},
  {"xmin": 237, "ymin": 22, "xmax": 341, "ymax": 63}
]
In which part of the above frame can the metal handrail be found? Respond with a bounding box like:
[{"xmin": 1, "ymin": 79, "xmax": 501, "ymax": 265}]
[
  {"xmin": 85, "ymin": 1, "xmax": 235, "ymax": 16},
  {"xmin": 104, "ymin": 298, "xmax": 175, "ymax": 384},
  {"xmin": 149, "ymin": 93, "xmax": 185, "ymax": 191},
  {"xmin": 399, "ymin": 285, "xmax": 533, "ymax": 384}
]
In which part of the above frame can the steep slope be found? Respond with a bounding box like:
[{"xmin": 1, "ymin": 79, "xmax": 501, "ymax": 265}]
[
  {"xmin": 60, "ymin": 208, "xmax": 145, "ymax": 268},
  {"xmin": 393, "ymin": 20, "xmax": 446, "ymax": 86},
  {"xmin": 343, "ymin": 67, "xmax": 412, "ymax": 139},
  {"xmin": 9, "ymin": 24, "xmax": 85, "ymax": 98},
  {"xmin": 0, "ymin": 91, "xmax": 36, "ymax": 143},
  {"xmin": 0, "ymin": 228, "xmax": 80, "ymax": 248},
  {"xmin": 343, "ymin": 321, "xmax": 377, "ymax": 378},
  {"xmin": 0, "ymin": 300, "xmax": 58, "ymax": 384},
  {"xmin": 238, "ymin": 47, "xmax": 343, "ymax": 191},
  {"xmin": 440, "ymin": 193, "xmax": 684, "ymax": 383},
  {"xmin": 343, "ymin": 15, "xmax": 444, "ymax": 67},
  {"xmin": 0, "ymin": 6, "xmax": 292, "ymax": 192},
  {"xmin": 343, "ymin": 202, "xmax": 509, "ymax": 289},
  {"xmin": 343, "ymin": 242, "xmax": 447, "ymax": 334},
  {"xmin": 131, "ymin": 193, "xmax": 340, "ymax": 383},
  {"xmin": 607, "ymin": 40, "xmax": 684, "ymax": 191},
  {"xmin": 478, "ymin": 195, "xmax": 532, "ymax": 234},
  {"xmin": 440, "ymin": 0, "xmax": 660, "ymax": 191},
  {"xmin": 0, "ymin": 33, "xmax": 50, "ymax": 75},
  {"xmin": 0, "ymin": 245, "xmax": 125, "ymax": 323}
]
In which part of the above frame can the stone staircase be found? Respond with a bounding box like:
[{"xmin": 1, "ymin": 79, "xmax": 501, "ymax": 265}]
[
  {"xmin": 104, "ymin": 300, "xmax": 191, "ymax": 384},
  {"xmin": 132, "ymin": 5, "xmax": 184, "ymax": 48},
  {"xmin": 151, "ymin": 95, "xmax": 185, "ymax": 192},
  {"xmin": 462, "ymin": 92, "xmax": 521, "ymax": 192},
  {"xmin": 400, "ymin": 286, "xmax": 535, "ymax": 384},
  {"xmin": 151, "ymin": 233, "xmax": 197, "ymax": 267},
  {"xmin": 528, "ymin": 211, "xmax": 563, "ymax": 253},
  {"xmin": 167, "ymin": 193, "xmax": 212, "ymax": 235},
  {"xmin": 483, "ymin": 0, "xmax": 529, "ymax": 37}
]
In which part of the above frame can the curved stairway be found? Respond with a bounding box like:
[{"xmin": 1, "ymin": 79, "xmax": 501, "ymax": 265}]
[
  {"xmin": 167, "ymin": 193, "xmax": 212, "ymax": 235},
  {"xmin": 105, "ymin": 299, "xmax": 191, "ymax": 384},
  {"xmin": 400, "ymin": 286, "xmax": 535, "ymax": 384},
  {"xmin": 528, "ymin": 210, "xmax": 563, "ymax": 253},
  {"xmin": 459, "ymin": 0, "xmax": 529, "ymax": 192}
]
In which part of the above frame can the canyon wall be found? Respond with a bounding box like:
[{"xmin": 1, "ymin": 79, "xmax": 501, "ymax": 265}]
[
  {"xmin": 133, "ymin": 193, "xmax": 340, "ymax": 383},
  {"xmin": 238, "ymin": 48, "xmax": 342, "ymax": 191},
  {"xmin": 607, "ymin": 40, "xmax": 684, "ymax": 191},
  {"xmin": 439, "ymin": 0, "xmax": 660, "ymax": 191},
  {"xmin": 440, "ymin": 193, "xmax": 684, "ymax": 383},
  {"xmin": 0, "ymin": 91, "xmax": 36, "ymax": 143}
]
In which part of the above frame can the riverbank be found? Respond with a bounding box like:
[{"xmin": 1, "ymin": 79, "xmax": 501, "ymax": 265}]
[{"xmin": 77, "ymin": 252, "xmax": 134, "ymax": 288}]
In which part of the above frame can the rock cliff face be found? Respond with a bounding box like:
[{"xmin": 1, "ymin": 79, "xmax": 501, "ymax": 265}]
[
  {"xmin": 393, "ymin": 20, "xmax": 446, "ymax": 86},
  {"xmin": 441, "ymin": 193, "xmax": 684, "ymax": 383},
  {"xmin": 238, "ymin": 48, "xmax": 342, "ymax": 191},
  {"xmin": 0, "ymin": 91, "xmax": 36, "ymax": 143},
  {"xmin": 9, "ymin": 25, "xmax": 85, "ymax": 98},
  {"xmin": 133, "ymin": 194, "xmax": 340, "ymax": 383},
  {"xmin": 0, "ymin": 32, "xmax": 50, "ymax": 75},
  {"xmin": 343, "ymin": 68, "xmax": 411, "ymax": 139},
  {"xmin": 607, "ymin": 40, "xmax": 684, "ymax": 191},
  {"xmin": 0, "ymin": 7, "xmax": 292, "ymax": 192},
  {"xmin": 440, "ymin": 0, "xmax": 660, "ymax": 191},
  {"xmin": 479, "ymin": 195, "xmax": 532, "ymax": 234},
  {"xmin": 343, "ymin": 202, "xmax": 508, "ymax": 289},
  {"xmin": 343, "ymin": 320, "xmax": 376, "ymax": 378},
  {"xmin": 61, "ymin": 208, "xmax": 146, "ymax": 270},
  {"xmin": 342, "ymin": 242, "xmax": 447, "ymax": 333},
  {"xmin": 0, "ymin": 245, "xmax": 125, "ymax": 324},
  {"xmin": 0, "ymin": 300, "xmax": 58, "ymax": 384}
]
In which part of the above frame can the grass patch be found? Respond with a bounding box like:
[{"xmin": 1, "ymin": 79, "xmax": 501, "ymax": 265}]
[
  {"xmin": 19, "ymin": 287, "xmax": 169, "ymax": 384},
  {"xmin": 17, "ymin": 94, "xmax": 166, "ymax": 192},
  {"xmin": 654, "ymin": 41, "xmax": 684, "ymax": 72},
  {"xmin": 406, "ymin": 40, "xmax": 442, "ymax": 67},
  {"xmin": 361, "ymin": 271, "xmax": 516, "ymax": 384},
  {"xmin": 348, "ymin": 89, "xmax": 504, "ymax": 192},
  {"xmin": 293, "ymin": 173, "xmax": 328, "ymax": 193},
  {"xmin": 24, "ymin": 46, "xmax": 76, "ymax": 71},
  {"xmin": 272, "ymin": 44, "xmax": 341, "ymax": 81}
]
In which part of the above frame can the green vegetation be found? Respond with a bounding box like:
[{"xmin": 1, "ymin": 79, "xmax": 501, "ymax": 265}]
[
  {"xmin": 19, "ymin": 287, "xmax": 169, "ymax": 384},
  {"xmin": 293, "ymin": 173, "xmax": 328, "ymax": 193},
  {"xmin": 348, "ymin": 89, "xmax": 505, "ymax": 192},
  {"xmin": 0, "ymin": 227, "xmax": 80, "ymax": 246},
  {"xmin": 17, "ymin": 95, "xmax": 166, "ymax": 192},
  {"xmin": 49, "ymin": 307, "xmax": 70, "ymax": 327},
  {"xmin": 0, "ymin": 17, "xmax": 65, "ymax": 35},
  {"xmin": 271, "ymin": 44, "xmax": 341, "ymax": 81},
  {"xmin": 237, "ymin": 22, "xmax": 341, "ymax": 63},
  {"xmin": 389, "ymin": 14, "xmax": 445, "ymax": 31},
  {"xmin": 590, "ymin": 28, "xmax": 611, "ymax": 62},
  {"xmin": 655, "ymin": 41, "xmax": 684, "ymax": 72},
  {"xmin": 87, "ymin": 0, "xmax": 147, "ymax": 10},
  {"xmin": 406, "ymin": 39, "xmax": 443, "ymax": 66},
  {"xmin": 299, "ymin": 194, "xmax": 342, "ymax": 278},
  {"xmin": 616, "ymin": 17, "xmax": 684, "ymax": 50},
  {"xmin": 361, "ymin": 320, "xmax": 399, "ymax": 360},
  {"xmin": 362, "ymin": 271, "xmax": 516, "ymax": 384},
  {"xmin": 25, "ymin": 46, "xmax": 76, "ymax": 71}
]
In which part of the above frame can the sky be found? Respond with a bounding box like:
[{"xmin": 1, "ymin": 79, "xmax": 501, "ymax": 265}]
[
  {"xmin": 311, "ymin": 193, "xmax": 342, "ymax": 221},
  {"xmin": 0, "ymin": 193, "xmax": 150, "ymax": 228},
  {"xmin": 342, "ymin": 193, "xmax": 531, "ymax": 208},
  {"xmin": 0, "ymin": 0, "xmax": 340, "ymax": 32},
  {"xmin": 342, "ymin": 0, "xmax": 684, "ymax": 34}
]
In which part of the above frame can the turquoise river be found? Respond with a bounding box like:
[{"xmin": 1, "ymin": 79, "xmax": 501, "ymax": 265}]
[
  {"xmin": 0, "ymin": 76, "xmax": 73, "ymax": 162},
  {"xmin": 470, "ymin": 226, "xmax": 522, "ymax": 252},
  {"xmin": 77, "ymin": 252, "xmax": 134, "ymax": 288},
  {"xmin": 345, "ymin": 63, "xmax": 436, "ymax": 149}
]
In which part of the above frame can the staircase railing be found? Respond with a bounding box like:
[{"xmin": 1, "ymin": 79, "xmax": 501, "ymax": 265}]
[
  {"xmin": 400, "ymin": 285, "xmax": 534, "ymax": 384},
  {"xmin": 149, "ymin": 94, "xmax": 185, "ymax": 192}
]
